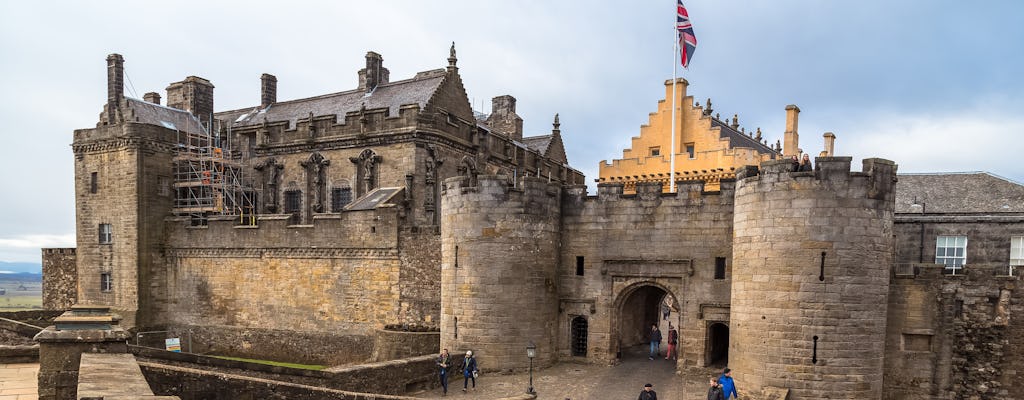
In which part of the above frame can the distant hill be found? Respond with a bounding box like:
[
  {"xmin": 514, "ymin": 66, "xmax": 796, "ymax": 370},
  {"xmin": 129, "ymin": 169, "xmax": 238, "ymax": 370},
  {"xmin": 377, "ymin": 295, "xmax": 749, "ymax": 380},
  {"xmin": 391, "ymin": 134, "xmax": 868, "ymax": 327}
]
[
  {"xmin": 0, "ymin": 261, "xmax": 42, "ymax": 274},
  {"xmin": 0, "ymin": 272, "xmax": 41, "ymax": 282}
]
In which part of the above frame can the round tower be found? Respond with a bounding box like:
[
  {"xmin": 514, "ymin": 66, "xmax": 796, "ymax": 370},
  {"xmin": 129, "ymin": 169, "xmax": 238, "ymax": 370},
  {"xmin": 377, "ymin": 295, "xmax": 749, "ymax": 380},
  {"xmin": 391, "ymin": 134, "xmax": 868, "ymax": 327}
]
[
  {"xmin": 440, "ymin": 175, "xmax": 561, "ymax": 370},
  {"xmin": 730, "ymin": 157, "xmax": 897, "ymax": 399}
]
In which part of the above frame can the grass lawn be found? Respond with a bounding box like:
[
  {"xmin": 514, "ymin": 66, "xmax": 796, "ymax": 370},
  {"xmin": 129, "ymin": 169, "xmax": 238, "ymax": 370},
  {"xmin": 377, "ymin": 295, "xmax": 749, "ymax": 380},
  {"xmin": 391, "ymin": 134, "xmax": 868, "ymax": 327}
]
[{"xmin": 209, "ymin": 355, "xmax": 327, "ymax": 371}]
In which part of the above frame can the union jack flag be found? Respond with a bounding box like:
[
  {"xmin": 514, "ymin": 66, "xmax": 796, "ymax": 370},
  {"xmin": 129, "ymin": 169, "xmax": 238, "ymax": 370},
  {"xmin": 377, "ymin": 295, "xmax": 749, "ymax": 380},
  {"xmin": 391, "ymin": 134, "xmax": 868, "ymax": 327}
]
[{"xmin": 677, "ymin": 0, "xmax": 697, "ymax": 68}]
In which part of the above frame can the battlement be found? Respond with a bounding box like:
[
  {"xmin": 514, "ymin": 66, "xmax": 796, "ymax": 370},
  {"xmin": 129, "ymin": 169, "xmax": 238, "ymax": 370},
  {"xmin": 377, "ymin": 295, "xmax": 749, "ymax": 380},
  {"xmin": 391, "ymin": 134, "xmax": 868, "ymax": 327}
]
[
  {"xmin": 163, "ymin": 207, "xmax": 400, "ymax": 252},
  {"xmin": 587, "ymin": 179, "xmax": 735, "ymax": 203},
  {"xmin": 442, "ymin": 174, "xmax": 560, "ymax": 199},
  {"xmin": 42, "ymin": 248, "xmax": 76, "ymax": 255},
  {"xmin": 739, "ymin": 156, "xmax": 897, "ymax": 189}
]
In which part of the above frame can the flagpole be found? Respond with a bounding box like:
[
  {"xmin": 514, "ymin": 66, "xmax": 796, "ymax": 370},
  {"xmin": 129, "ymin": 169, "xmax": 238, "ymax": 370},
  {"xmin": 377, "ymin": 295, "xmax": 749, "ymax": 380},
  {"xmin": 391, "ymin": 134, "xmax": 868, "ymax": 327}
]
[{"xmin": 669, "ymin": 13, "xmax": 678, "ymax": 193}]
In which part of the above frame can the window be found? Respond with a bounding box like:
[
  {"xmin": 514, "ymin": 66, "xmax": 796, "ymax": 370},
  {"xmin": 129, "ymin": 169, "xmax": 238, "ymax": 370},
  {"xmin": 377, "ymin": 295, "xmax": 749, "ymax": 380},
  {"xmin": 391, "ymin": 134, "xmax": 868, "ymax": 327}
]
[
  {"xmin": 935, "ymin": 235, "xmax": 967, "ymax": 270},
  {"xmin": 284, "ymin": 190, "xmax": 302, "ymax": 214},
  {"xmin": 1012, "ymin": 236, "xmax": 1023, "ymax": 266},
  {"xmin": 685, "ymin": 144, "xmax": 695, "ymax": 159},
  {"xmin": 100, "ymin": 272, "xmax": 112, "ymax": 292},
  {"xmin": 331, "ymin": 186, "xmax": 352, "ymax": 212},
  {"xmin": 649, "ymin": 147, "xmax": 660, "ymax": 157},
  {"xmin": 714, "ymin": 257, "xmax": 726, "ymax": 279},
  {"xmin": 90, "ymin": 172, "xmax": 98, "ymax": 194},
  {"xmin": 575, "ymin": 256, "xmax": 585, "ymax": 276},
  {"xmin": 158, "ymin": 176, "xmax": 170, "ymax": 197},
  {"xmin": 98, "ymin": 223, "xmax": 112, "ymax": 244}
]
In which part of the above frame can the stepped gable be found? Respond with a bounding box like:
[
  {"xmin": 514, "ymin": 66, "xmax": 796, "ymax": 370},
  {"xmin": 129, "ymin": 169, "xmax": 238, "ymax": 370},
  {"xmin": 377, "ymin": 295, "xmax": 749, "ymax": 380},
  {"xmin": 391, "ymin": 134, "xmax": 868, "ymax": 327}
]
[
  {"xmin": 709, "ymin": 117, "xmax": 773, "ymax": 153},
  {"xmin": 895, "ymin": 172, "xmax": 1024, "ymax": 213},
  {"xmin": 216, "ymin": 68, "xmax": 448, "ymax": 130},
  {"xmin": 121, "ymin": 97, "xmax": 205, "ymax": 135}
]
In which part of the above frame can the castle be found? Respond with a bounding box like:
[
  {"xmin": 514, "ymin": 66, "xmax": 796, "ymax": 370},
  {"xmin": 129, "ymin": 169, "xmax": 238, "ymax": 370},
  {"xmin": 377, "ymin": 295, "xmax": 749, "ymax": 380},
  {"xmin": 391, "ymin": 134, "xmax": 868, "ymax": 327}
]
[{"xmin": 51, "ymin": 48, "xmax": 1024, "ymax": 399}]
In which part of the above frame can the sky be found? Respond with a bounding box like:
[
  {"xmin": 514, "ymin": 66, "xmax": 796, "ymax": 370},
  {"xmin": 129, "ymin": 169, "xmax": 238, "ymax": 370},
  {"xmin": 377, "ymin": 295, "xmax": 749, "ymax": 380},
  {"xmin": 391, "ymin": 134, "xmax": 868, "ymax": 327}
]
[{"xmin": 1, "ymin": 1, "xmax": 1022, "ymax": 263}]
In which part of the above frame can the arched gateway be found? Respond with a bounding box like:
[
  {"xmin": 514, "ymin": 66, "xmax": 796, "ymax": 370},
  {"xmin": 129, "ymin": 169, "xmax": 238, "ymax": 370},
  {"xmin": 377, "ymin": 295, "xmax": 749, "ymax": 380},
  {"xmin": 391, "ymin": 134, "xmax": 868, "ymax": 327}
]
[{"xmin": 611, "ymin": 281, "xmax": 681, "ymax": 360}]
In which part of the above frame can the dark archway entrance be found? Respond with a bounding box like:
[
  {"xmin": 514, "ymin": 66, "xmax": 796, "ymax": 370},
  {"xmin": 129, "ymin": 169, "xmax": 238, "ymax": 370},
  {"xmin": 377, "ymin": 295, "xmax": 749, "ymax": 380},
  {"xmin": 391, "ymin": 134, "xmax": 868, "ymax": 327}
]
[
  {"xmin": 571, "ymin": 316, "xmax": 588, "ymax": 357},
  {"xmin": 614, "ymin": 283, "xmax": 678, "ymax": 360},
  {"xmin": 706, "ymin": 322, "xmax": 729, "ymax": 367}
]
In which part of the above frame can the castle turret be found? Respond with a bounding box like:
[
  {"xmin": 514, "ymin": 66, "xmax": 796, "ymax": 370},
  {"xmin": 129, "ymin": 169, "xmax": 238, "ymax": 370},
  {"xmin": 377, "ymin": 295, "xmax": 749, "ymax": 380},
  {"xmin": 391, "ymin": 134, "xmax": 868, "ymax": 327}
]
[
  {"xmin": 440, "ymin": 175, "xmax": 561, "ymax": 370},
  {"xmin": 730, "ymin": 157, "xmax": 897, "ymax": 399}
]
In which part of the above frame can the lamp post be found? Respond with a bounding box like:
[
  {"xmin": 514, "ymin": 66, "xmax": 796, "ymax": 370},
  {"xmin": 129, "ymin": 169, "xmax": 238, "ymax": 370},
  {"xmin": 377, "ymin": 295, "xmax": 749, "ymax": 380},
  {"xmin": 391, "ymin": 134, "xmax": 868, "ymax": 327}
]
[{"xmin": 526, "ymin": 341, "xmax": 537, "ymax": 395}]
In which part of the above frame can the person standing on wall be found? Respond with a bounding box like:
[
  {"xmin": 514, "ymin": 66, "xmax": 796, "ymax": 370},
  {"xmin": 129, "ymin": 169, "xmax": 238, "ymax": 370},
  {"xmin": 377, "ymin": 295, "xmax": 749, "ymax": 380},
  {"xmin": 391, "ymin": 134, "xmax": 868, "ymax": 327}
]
[
  {"xmin": 437, "ymin": 348, "xmax": 451, "ymax": 396},
  {"xmin": 798, "ymin": 153, "xmax": 813, "ymax": 172},
  {"xmin": 638, "ymin": 383, "xmax": 658, "ymax": 400},
  {"xmin": 648, "ymin": 323, "xmax": 662, "ymax": 360},
  {"xmin": 461, "ymin": 350, "xmax": 479, "ymax": 392},
  {"xmin": 719, "ymin": 368, "xmax": 739, "ymax": 399},
  {"xmin": 665, "ymin": 323, "xmax": 678, "ymax": 361}
]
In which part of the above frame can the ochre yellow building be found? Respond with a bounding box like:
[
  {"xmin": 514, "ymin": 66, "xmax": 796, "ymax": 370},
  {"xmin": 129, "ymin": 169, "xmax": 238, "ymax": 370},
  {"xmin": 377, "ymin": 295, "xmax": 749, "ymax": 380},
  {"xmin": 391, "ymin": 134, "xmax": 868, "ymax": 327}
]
[{"xmin": 599, "ymin": 78, "xmax": 814, "ymax": 192}]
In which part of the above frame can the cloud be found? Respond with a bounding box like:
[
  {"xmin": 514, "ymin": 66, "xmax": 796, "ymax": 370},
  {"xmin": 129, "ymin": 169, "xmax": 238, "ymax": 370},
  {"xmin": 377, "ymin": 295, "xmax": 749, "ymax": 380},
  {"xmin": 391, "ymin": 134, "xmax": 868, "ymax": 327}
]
[
  {"xmin": 0, "ymin": 234, "xmax": 75, "ymax": 263},
  {"xmin": 839, "ymin": 107, "xmax": 1024, "ymax": 181}
]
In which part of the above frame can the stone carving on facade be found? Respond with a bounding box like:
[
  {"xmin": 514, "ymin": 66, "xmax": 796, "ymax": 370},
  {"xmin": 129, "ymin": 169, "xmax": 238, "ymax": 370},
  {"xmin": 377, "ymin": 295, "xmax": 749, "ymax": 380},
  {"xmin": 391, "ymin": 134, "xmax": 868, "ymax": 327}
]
[
  {"xmin": 307, "ymin": 111, "xmax": 317, "ymax": 139},
  {"xmin": 254, "ymin": 157, "xmax": 284, "ymax": 213},
  {"xmin": 457, "ymin": 156, "xmax": 478, "ymax": 187},
  {"xmin": 350, "ymin": 149, "xmax": 380, "ymax": 197},
  {"xmin": 424, "ymin": 145, "xmax": 444, "ymax": 224},
  {"xmin": 301, "ymin": 152, "xmax": 330, "ymax": 213}
]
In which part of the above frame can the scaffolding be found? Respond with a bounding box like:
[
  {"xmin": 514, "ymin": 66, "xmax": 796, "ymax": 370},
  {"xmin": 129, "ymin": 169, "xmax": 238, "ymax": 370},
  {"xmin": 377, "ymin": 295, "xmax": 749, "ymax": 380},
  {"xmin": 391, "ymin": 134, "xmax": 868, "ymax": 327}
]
[{"xmin": 173, "ymin": 120, "xmax": 257, "ymax": 225}]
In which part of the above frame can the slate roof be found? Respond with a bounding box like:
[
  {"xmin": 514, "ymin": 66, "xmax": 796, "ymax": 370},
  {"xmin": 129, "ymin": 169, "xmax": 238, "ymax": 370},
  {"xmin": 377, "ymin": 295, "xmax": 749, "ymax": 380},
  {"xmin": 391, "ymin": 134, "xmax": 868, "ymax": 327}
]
[
  {"xmin": 125, "ymin": 97, "xmax": 205, "ymax": 135},
  {"xmin": 521, "ymin": 135, "xmax": 553, "ymax": 155},
  {"xmin": 710, "ymin": 118, "xmax": 775, "ymax": 154},
  {"xmin": 216, "ymin": 69, "xmax": 448, "ymax": 129},
  {"xmin": 895, "ymin": 172, "xmax": 1024, "ymax": 213}
]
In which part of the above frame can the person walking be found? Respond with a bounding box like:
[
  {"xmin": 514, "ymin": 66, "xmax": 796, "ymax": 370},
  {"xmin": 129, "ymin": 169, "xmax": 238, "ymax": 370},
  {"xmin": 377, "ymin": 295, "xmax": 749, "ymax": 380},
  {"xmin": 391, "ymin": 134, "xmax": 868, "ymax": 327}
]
[
  {"xmin": 638, "ymin": 383, "xmax": 658, "ymax": 400},
  {"xmin": 664, "ymin": 323, "xmax": 678, "ymax": 361},
  {"xmin": 461, "ymin": 350, "xmax": 478, "ymax": 392},
  {"xmin": 648, "ymin": 323, "xmax": 662, "ymax": 360},
  {"xmin": 436, "ymin": 348, "xmax": 451, "ymax": 396},
  {"xmin": 706, "ymin": 377, "xmax": 725, "ymax": 400},
  {"xmin": 719, "ymin": 368, "xmax": 739, "ymax": 399}
]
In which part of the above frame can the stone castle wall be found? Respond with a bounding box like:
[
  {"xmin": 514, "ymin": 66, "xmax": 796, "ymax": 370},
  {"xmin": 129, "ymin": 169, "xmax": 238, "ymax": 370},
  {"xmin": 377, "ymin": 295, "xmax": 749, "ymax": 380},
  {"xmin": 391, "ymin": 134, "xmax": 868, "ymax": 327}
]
[
  {"xmin": 730, "ymin": 157, "xmax": 897, "ymax": 399},
  {"xmin": 558, "ymin": 180, "xmax": 735, "ymax": 365},
  {"xmin": 41, "ymin": 248, "xmax": 76, "ymax": 311},
  {"xmin": 884, "ymin": 264, "xmax": 1023, "ymax": 400},
  {"xmin": 440, "ymin": 175, "xmax": 562, "ymax": 370}
]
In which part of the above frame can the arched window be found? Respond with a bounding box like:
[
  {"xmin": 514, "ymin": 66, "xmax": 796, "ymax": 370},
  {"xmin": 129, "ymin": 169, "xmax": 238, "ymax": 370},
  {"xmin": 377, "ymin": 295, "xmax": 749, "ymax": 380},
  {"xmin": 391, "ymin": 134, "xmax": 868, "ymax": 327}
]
[{"xmin": 571, "ymin": 316, "xmax": 588, "ymax": 357}]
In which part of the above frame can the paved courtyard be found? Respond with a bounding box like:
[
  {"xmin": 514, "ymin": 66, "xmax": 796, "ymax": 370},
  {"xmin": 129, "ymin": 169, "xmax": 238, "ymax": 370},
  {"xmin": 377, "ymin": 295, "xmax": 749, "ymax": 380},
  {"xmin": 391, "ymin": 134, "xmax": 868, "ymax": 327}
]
[
  {"xmin": 411, "ymin": 346, "xmax": 723, "ymax": 400},
  {"xmin": 0, "ymin": 363, "xmax": 38, "ymax": 400}
]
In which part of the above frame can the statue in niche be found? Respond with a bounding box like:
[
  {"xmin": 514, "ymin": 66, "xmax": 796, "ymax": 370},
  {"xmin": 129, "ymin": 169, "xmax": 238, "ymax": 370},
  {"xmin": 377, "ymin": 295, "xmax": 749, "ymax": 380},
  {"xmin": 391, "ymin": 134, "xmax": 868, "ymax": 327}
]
[
  {"xmin": 255, "ymin": 158, "xmax": 283, "ymax": 213},
  {"xmin": 301, "ymin": 152, "xmax": 330, "ymax": 213},
  {"xmin": 350, "ymin": 149, "xmax": 381, "ymax": 197}
]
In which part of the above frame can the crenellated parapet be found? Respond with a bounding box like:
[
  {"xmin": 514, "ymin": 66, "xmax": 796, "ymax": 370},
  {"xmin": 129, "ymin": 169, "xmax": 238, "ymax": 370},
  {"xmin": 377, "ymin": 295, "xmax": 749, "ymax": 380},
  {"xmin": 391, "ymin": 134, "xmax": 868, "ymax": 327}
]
[{"xmin": 163, "ymin": 207, "xmax": 400, "ymax": 253}]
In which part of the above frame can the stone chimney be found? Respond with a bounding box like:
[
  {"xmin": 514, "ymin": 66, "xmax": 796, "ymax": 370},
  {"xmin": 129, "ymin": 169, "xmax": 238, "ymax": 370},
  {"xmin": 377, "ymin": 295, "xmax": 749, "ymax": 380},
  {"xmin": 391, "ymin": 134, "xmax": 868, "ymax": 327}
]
[
  {"xmin": 486, "ymin": 95, "xmax": 524, "ymax": 140},
  {"xmin": 823, "ymin": 132, "xmax": 836, "ymax": 156},
  {"xmin": 143, "ymin": 92, "xmax": 161, "ymax": 105},
  {"xmin": 103, "ymin": 54, "xmax": 125, "ymax": 124},
  {"xmin": 166, "ymin": 76, "xmax": 215, "ymax": 123},
  {"xmin": 783, "ymin": 104, "xmax": 801, "ymax": 157},
  {"xmin": 261, "ymin": 73, "xmax": 277, "ymax": 108},
  {"xmin": 358, "ymin": 52, "xmax": 390, "ymax": 93}
]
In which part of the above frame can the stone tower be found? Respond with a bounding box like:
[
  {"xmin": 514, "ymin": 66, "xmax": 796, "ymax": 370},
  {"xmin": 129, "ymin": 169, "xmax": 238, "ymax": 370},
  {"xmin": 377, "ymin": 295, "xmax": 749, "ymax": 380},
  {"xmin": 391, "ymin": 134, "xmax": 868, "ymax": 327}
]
[
  {"xmin": 730, "ymin": 157, "xmax": 897, "ymax": 399},
  {"xmin": 73, "ymin": 54, "xmax": 185, "ymax": 327},
  {"xmin": 440, "ymin": 175, "xmax": 561, "ymax": 370}
]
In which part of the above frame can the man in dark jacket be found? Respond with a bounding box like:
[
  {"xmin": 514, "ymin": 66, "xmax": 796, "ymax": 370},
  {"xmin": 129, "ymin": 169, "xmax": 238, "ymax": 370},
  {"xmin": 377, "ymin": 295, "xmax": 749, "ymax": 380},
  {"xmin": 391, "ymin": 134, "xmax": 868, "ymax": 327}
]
[
  {"xmin": 648, "ymin": 324, "xmax": 662, "ymax": 360},
  {"xmin": 638, "ymin": 383, "xmax": 658, "ymax": 400},
  {"xmin": 706, "ymin": 377, "xmax": 725, "ymax": 400}
]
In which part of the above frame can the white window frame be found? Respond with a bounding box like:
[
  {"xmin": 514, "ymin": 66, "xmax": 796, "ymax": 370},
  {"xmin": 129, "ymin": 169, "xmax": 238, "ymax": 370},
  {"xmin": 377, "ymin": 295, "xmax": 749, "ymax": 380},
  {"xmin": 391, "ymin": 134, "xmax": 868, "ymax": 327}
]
[
  {"xmin": 1011, "ymin": 236, "xmax": 1023, "ymax": 276},
  {"xmin": 935, "ymin": 235, "xmax": 967, "ymax": 271},
  {"xmin": 98, "ymin": 223, "xmax": 113, "ymax": 244}
]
